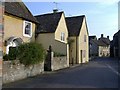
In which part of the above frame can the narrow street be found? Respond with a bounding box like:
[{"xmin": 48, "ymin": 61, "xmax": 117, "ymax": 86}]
[{"xmin": 3, "ymin": 57, "xmax": 119, "ymax": 88}]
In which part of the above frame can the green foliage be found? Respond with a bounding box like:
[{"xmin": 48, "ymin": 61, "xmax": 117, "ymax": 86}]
[
  {"xmin": 3, "ymin": 47, "xmax": 18, "ymax": 61},
  {"xmin": 17, "ymin": 42, "xmax": 45, "ymax": 66},
  {"xmin": 54, "ymin": 52, "xmax": 66, "ymax": 57},
  {"xmin": 3, "ymin": 54, "xmax": 9, "ymax": 61},
  {"xmin": 9, "ymin": 47, "xmax": 18, "ymax": 60}
]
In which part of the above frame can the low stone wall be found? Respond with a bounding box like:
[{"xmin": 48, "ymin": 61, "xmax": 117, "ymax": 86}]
[
  {"xmin": 51, "ymin": 56, "xmax": 68, "ymax": 71},
  {"xmin": 3, "ymin": 60, "xmax": 44, "ymax": 84}
]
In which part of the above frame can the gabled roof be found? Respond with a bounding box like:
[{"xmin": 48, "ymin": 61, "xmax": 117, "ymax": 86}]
[
  {"xmin": 35, "ymin": 12, "xmax": 63, "ymax": 33},
  {"xmin": 5, "ymin": 2, "xmax": 38, "ymax": 23},
  {"xmin": 66, "ymin": 15, "xmax": 85, "ymax": 36}
]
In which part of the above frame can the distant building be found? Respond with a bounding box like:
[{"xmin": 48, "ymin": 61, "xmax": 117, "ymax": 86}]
[
  {"xmin": 89, "ymin": 35, "xmax": 97, "ymax": 57},
  {"xmin": 89, "ymin": 35, "xmax": 97, "ymax": 41},
  {"xmin": 112, "ymin": 30, "xmax": 120, "ymax": 59},
  {"xmin": 110, "ymin": 40, "xmax": 114, "ymax": 57},
  {"xmin": 90, "ymin": 34, "xmax": 110, "ymax": 57}
]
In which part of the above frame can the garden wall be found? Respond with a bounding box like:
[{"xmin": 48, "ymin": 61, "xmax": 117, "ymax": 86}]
[
  {"xmin": 3, "ymin": 60, "xmax": 44, "ymax": 84},
  {"xmin": 51, "ymin": 56, "xmax": 69, "ymax": 71}
]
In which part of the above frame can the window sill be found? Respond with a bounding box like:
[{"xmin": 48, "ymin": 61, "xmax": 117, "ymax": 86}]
[{"xmin": 23, "ymin": 34, "xmax": 32, "ymax": 38}]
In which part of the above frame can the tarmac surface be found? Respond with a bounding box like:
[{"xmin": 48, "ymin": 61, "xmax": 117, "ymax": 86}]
[{"xmin": 2, "ymin": 57, "xmax": 120, "ymax": 88}]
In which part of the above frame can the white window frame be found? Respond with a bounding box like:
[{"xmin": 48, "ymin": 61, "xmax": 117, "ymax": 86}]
[
  {"xmin": 23, "ymin": 21, "xmax": 32, "ymax": 37},
  {"xmin": 61, "ymin": 32, "xmax": 65, "ymax": 41},
  {"xmin": 6, "ymin": 42, "xmax": 17, "ymax": 54}
]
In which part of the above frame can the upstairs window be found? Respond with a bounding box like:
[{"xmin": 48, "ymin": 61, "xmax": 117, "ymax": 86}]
[
  {"xmin": 61, "ymin": 32, "xmax": 65, "ymax": 41},
  {"xmin": 84, "ymin": 35, "xmax": 86, "ymax": 42},
  {"xmin": 23, "ymin": 21, "xmax": 32, "ymax": 37}
]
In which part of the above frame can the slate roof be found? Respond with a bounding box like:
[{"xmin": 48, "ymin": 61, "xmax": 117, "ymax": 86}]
[
  {"xmin": 66, "ymin": 15, "xmax": 85, "ymax": 36},
  {"xmin": 35, "ymin": 12, "xmax": 63, "ymax": 33},
  {"xmin": 98, "ymin": 37, "xmax": 110, "ymax": 45},
  {"xmin": 5, "ymin": 2, "xmax": 38, "ymax": 23},
  {"xmin": 92, "ymin": 39, "xmax": 108, "ymax": 46},
  {"xmin": 89, "ymin": 36, "xmax": 97, "ymax": 40}
]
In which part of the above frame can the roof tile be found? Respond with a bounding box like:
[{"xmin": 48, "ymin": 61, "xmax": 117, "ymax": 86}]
[
  {"xmin": 5, "ymin": 2, "xmax": 38, "ymax": 23},
  {"xmin": 35, "ymin": 12, "xmax": 63, "ymax": 33},
  {"xmin": 66, "ymin": 15, "xmax": 85, "ymax": 36}
]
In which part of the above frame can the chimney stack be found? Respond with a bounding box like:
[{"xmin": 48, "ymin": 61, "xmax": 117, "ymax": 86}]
[
  {"xmin": 53, "ymin": 9, "xmax": 58, "ymax": 13},
  {"xmin": 101, "ymin": 34, "xmax": 103, "ymax": 38},
  {"xmin": 107, "ymin": 36, "xmax": 109, "ymax": 39}
]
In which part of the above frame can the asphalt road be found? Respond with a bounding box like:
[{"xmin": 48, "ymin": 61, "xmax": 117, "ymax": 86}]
[{"xmin": 2, "ymin": 57, "xmax": 120, "ymax": 88}]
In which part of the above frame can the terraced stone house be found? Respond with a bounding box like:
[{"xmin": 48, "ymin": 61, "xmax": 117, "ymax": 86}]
[
  {"xmin": 66, "ymin": 15, "xmax": 89, "ymax": 64},
  {"xmin": 35, "ymin": 11, "xmax": 69, "ymax": 66}
]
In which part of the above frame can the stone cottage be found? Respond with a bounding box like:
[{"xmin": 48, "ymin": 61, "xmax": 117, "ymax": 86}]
[
  {"xmin": 3, "ymin": 2, "xmax": 38, "ymax": 54},
  {"xmin": 66, "ymin": 15, "xmax": 89, "ymax": 64}
]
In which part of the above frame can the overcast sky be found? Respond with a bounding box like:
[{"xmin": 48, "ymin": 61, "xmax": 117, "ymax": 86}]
[{"xmin": 24, "ymin": 1, "xmax": 119, "ymax": 40}]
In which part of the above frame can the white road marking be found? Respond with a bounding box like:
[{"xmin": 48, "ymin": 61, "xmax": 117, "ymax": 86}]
[{"xmin": 106, "ymin": 64, "xmax": 120, "ymax": 76}]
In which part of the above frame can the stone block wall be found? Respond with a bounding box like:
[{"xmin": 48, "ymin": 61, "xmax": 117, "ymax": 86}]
[
  {"xmin": 51, "ymin": 56, "xmax": 69, "ymax": 71},
  {"xmin": 3, "ymin": 60, "xmax": 44, "ymax": 84}
]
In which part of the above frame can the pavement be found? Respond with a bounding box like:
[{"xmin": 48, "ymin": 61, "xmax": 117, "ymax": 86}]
[{"xmin": 2, "ymin": 57, "xmax": 120, "ymax": 88}]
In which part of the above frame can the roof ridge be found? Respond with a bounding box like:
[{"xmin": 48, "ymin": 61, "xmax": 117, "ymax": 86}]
[
  {"xmin": 35, "ymin": 11, "xmax": 63, "ymax": 17},
  {"xmin": 66, "ymin": 15, "xmax": 85, "ymax": 18}
]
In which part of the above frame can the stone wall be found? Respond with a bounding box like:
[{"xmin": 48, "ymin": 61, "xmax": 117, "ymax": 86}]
[
  {"xmin": 51, "ymin": 56, "xmax": 69, "ymax": 71},
  {"xmin": 3, "ymin": 60, "xmax": 44, "ymax": 84}
]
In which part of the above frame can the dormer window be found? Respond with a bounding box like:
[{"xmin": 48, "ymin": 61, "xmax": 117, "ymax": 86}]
[{"xmin": 23, "ymin": 21, "xmax": 32, "ymax": 37}]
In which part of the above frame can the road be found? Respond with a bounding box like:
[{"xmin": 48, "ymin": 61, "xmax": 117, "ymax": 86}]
[{"xmin": 3, "ymin": 57, "xmax": 119, "ymax": 88}]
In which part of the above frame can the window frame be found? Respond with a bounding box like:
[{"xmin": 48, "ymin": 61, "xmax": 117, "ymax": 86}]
[
  {"xmin": 61, "ymin": 32, "xmax": 65, "ymax": 41},
  {"xmin": 23, "ymin": 21, "xmax": 32, "ymax": 37}
]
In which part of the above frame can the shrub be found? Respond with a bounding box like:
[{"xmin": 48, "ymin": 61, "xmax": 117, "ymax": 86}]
[
  {"xmin": 9, "ymin": 47, "xmax": 18, "ymax": 60},
  {"xmin": 3, "ymin": 47, "xmax": 18, "ymax": 61},
  {"xmin": 17, "ymin": 42, "xmax": 45, "ymax": 66},
  {"xmin": 3, "ymin": 54, "xmax": 9, "ymax": 61}
]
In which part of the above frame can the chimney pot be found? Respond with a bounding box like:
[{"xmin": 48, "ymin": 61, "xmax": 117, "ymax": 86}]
[
  {"xmin": 107, "ymin": 36, "xmax": 109, "ymax": 39},
  {"xmin": 101, "ymin": 34, "xmax": 103, "ymax": 38},
  {"xmin": 53, "ymin": 9, "xmax": 58, "ymax": 13}
]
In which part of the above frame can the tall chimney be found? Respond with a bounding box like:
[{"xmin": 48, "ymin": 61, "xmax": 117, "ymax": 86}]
[
  {"xmin": 101, "ymin": 34, "xmax": 103, "ymax": 38},
  {"xmin": 107, "ymin": 36, "xmax": 109, "ymax": 39}
]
